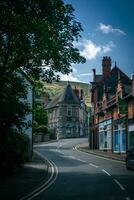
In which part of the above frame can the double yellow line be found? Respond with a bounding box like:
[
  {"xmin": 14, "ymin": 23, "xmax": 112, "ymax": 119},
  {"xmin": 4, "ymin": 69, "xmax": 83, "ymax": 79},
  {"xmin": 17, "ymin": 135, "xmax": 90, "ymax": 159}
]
[{"xmin": 20, "ymin": 150, "xmax": 58, "ymax": 200}]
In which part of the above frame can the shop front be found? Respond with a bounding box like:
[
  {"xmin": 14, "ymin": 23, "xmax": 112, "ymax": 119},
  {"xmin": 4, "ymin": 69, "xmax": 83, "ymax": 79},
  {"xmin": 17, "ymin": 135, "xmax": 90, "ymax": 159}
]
[
  {"xmin": 98, "ymin": 119, "xmax": 112, "ymax": 150},
  {"xmin": 128, "ymin": 118, "xmax": 134, "ymax": 150},
  {"xmin": 113, "ymin": 118, "xmax": 127, "ymax": 153}
]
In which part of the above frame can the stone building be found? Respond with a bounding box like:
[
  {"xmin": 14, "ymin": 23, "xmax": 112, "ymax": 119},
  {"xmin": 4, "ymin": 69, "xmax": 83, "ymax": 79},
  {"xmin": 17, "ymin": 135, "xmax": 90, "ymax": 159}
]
[{"xmin": 45, "ymin": 82, "xmax": 87, "ymax": 139}]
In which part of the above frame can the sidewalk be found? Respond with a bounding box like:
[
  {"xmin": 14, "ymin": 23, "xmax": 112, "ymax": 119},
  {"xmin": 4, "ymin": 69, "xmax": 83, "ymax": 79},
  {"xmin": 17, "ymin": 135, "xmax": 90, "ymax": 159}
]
[
  {"xmin": 0, "ymin": 152, "xmax": 49, "ymax": 200},
  {"xmin": 78, "ymin": 143, "xmax": 126, "ymax": 162}
]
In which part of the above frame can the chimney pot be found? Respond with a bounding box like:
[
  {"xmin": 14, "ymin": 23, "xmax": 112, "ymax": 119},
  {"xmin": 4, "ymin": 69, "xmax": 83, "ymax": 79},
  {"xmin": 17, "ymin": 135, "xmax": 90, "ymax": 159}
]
[
  {"xmin": 132, "ymin": 74, "xmax": 134, "ymax": 96},
  {"xmin": 102, "ymin": 56, "xmax": 111, "ymax": 79},
  {"xmin": 92, "ymin": 68, "xmax": 96, "ymax": 81}
]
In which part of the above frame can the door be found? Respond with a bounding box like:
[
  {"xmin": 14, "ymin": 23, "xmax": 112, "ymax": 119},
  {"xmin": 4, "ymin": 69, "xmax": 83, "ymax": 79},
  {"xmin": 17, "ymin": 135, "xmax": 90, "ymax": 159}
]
[{"xmin": 114, "ymin": 124, "xmax": 126, "ymax": 153}]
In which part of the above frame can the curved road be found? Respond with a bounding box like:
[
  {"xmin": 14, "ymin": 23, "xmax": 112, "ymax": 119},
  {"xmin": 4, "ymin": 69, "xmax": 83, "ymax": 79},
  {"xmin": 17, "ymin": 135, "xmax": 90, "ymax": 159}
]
[{"xmin": 34, "ymin": 138, "xmax": 134, "ymax": 200}]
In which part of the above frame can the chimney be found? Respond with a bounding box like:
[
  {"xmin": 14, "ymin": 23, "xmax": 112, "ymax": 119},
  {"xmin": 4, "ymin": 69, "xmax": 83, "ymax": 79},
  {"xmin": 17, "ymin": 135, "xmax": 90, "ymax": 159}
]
[
  {"xmin": 73, "ymin": 86, "xmax": 80, "ymax": 99},
  {"xmin": 80, "ymin": 89, "xmax": 83, "ymax": 100},
  {"xmin": 116, "ymin": 71, "xmax": 124, "ymax": 98},
  {"xmin": 102, "ymin": 56, "xmax": 111, "ymax": 79},
  {"xmin": 92, "ymin": 68, "xmax": 96, "ymax": 82},
  {"xmin": 132, "ymin": 74, "xmax": 134, "ymax": 96}
]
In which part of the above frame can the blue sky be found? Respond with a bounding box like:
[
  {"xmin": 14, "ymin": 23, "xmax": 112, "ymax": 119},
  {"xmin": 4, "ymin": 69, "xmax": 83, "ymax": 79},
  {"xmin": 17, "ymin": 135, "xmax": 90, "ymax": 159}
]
[{"xmin": 60, "ymin": 0, "xmax": 134, "ymax": 83}]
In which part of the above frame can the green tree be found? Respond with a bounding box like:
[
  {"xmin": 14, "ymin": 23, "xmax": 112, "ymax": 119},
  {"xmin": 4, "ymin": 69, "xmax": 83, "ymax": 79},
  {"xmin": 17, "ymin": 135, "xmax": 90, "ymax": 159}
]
[
  {"xmin": 0, "ymin": 0, "xmax": 85, "ymax": 82},
  {"xmin": 0, "ymin": 0, "xmax": 86, "ymax": 173},
  {"xmin": 0, "ymin": 0, "xmax": 86, "ymax": 135},
  {"xmin": 34, "ymin": 102, "xmax": 48, "ymax": 127}
]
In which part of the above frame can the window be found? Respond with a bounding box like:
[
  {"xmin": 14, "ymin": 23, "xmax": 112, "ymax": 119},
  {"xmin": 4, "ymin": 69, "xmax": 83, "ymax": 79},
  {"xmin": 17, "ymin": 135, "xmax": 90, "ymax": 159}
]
[{"xmin": 67, "ymin": 107, "xmax": 72, "ymax": 116}]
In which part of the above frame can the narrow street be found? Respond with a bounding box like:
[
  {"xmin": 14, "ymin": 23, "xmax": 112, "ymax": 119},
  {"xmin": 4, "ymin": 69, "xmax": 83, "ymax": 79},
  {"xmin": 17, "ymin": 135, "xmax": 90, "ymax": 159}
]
[{"xmin": 34, "ymin": 138, "xmax": 134, "ymax": 200}]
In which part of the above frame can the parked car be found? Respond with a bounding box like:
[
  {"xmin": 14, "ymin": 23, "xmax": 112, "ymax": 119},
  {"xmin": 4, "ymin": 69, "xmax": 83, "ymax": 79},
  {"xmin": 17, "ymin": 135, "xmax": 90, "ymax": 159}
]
[{"xmin": 126, "ymin": 148, "xmax": 134, "ymax": 170}]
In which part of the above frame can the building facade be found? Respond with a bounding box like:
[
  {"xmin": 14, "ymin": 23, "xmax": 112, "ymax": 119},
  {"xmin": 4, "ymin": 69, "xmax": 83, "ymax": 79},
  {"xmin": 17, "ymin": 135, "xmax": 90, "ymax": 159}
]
[
  {"xmin": 19, "ymin": 70, "xmax": 34, "ymax": 156},
  {"xmin": 90, "ymin": 57, "xmax": 134, "ymax": 153},
  {"xmin": 46, "ymin": 82, "xmax": 87, "ymax": 139}
]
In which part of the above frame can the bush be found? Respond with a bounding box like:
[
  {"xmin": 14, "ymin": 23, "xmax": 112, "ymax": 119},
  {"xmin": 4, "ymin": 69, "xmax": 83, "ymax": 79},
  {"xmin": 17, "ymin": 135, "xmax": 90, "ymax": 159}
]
[
  {"xmin": 34, "ymin": 125, "xmax": 48, "ymax": 135},
  {"xmin": 0, "ymin": 131, "xmax": 30, "ymax": 176}
]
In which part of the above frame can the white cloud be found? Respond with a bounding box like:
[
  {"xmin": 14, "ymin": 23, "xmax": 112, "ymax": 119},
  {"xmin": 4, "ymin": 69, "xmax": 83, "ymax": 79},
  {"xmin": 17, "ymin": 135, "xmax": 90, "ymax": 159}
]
[
  {"xmin": 78, "ymin": 39, "xmax": 115, "ymax": 60},
  {"xmin": 79, "ymin": 40, "xmax": 101, "ymax": 60},
  {"xmin": 98, "ymin": 23, "xmax": 126, "ymax": 35},
  {"xmin": 102, "ymin": 41, "xmax": 115, "ymax": 53},
  {"xmin": 58, "ymin": 66, "xmax": 92, "ymax": 82},
  {"xmin": 60, "ymin": 73, "xmax": 80, "ymax": 82},
  {"xmin": 58, "ymin": 67, "xmax": 80, "ymax": 82},
  {"xmin": 77, "ymin": 73, "xmax": 93, "ymax": 77}
]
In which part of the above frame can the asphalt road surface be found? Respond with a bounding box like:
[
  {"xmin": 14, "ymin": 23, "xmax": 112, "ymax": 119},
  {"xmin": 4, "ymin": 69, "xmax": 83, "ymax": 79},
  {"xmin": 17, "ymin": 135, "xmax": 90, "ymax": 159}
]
[{"xmin": 34, "ymin": 138, "xmax": 134, "ymax": 200}]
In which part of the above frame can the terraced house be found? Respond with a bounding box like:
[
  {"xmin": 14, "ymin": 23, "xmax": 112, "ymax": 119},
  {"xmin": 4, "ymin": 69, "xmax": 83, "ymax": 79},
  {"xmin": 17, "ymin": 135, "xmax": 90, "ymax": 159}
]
[
  {"xmin": 90, "ymin": 56, "xmax": 134, "ymax": 153},
  {"xmin": 45, "ymin": 82, "xmax": 87, "ymax": 139}
]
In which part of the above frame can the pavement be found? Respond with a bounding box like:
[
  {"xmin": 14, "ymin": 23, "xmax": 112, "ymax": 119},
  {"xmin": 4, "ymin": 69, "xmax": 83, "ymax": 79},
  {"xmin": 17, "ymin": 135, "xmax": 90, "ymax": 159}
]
[
  {"xmin": 0, "ymin": 141, "xmax": 127, "ymax": 200},
  {"xmin": 0, "ymin": 152, "xmax": 49, "ymax": 200},
  {"xmin": 78, "ymin": 142, "xmax": 126, "ymax": 162}
]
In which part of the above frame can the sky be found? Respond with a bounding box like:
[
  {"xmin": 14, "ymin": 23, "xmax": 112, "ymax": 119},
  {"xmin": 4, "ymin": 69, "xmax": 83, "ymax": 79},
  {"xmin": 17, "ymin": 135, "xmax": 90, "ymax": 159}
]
[{"xmin": 60, "ymin": 0, "xmax": 134, "ymax": 83}]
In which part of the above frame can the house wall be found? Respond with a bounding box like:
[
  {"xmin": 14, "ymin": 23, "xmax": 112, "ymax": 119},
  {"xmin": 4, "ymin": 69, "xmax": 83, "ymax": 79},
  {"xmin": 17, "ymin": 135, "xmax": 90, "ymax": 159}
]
[
  {"xmin": 48, "ymin": 104, "xmax": 87, "ymax": 139},
  {"xmin": 58, "ymin": 104, "xmax": 80, "ymax": 138},
  {"xmin": 23, "ymin": 78, "xmax": 33, "ymax": 156},
  {"xmin": 128, "ymin": 100, "xmax": 134, "ymax": 119},
  {"xmin": 128, "ymin": 99, "xmax": 134, "ymax": 149},
  {"xmin": 17, "ymin": 71, "xmax": 33, "ymax": 156}
]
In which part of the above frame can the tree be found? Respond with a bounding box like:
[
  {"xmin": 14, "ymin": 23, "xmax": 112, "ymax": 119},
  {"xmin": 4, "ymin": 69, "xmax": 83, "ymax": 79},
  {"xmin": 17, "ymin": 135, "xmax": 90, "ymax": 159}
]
[
  {"xmin": 0, "ymin": 0, "xmax": 85, "ymax": 138},
  {"xmin": 0, "ymin": 0, "xmax": 86, "ymax": 173},
  {"xmin": 33, "ymin": 102, "xmax": 48, "ymax": 127},
  {"xmin": 0, "ymin": 0, "xmax": 86, "ymax": 82}
]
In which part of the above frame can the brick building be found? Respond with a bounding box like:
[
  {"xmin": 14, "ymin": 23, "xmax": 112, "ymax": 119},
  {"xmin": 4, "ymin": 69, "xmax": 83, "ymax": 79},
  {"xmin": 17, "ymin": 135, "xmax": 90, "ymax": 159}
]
[{"xmin": 90, "ymin": 56, "xmax": 134, "ymax": 153}]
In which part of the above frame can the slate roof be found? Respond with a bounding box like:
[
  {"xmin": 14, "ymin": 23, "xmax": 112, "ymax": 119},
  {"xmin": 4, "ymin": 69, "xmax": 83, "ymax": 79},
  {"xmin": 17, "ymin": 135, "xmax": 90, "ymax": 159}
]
[
  {"xmin": 92, "ymin": 66, "xmax": 132, "ymax": 101},
  {"xmin": 104, "ymin": 66, "xmax": 131, "ymax": 95},
  {"xmin": 58, "ymin": 82, "xmax": 79, "ymax": 104},
  {"xmin": 45, "ymin": 82, "xmax": 79, "ymax": 109},
  {"xmin": 45, "ymin": 93, "xmax": 61, "ymax": 109}
]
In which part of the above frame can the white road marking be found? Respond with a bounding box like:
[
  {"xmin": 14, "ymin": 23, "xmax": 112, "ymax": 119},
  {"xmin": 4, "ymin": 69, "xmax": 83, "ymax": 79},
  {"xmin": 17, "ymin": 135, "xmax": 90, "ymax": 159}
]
[
  {"xmin": 62, "ymin": 155, "xmax": 75, "ymax": 159},
  {"xmin": 75, "ymin": 145, "xmax": 124, "ymax": 164},
  {"xmin": 102, "ymin": 169, "xmax": 111, "ymax": 176},
  {"xmin": 69, "ymin": 156, "xmax": 76, "ymax": 159},
  {"xmin": 59, "ymin": 144, "xmax": 62, "ymax": 147},
  {"xmin": 113, "ymin": 179, "xmax": 125, "ymax": 191},
  {"xmin": 57, "ymin": 149, "xmax": 61, "ymax": 153},
  {"xmin": 20, "ymin": 150, "xmax": 58, "ymax": 200},
  {"xmin": 89, "ymin": 163, "xmax": 99, "ymax": 168},
  {"xmin": 61, "ymin": 154, "xmax": 86, "ymax": 163},
  {"xmin": 126, "ymin": 197, "xmax": 130, "ymax": 200},
  {"xmin": 75, "ymin": 158, "xmax": 86, "ymax": 163}
]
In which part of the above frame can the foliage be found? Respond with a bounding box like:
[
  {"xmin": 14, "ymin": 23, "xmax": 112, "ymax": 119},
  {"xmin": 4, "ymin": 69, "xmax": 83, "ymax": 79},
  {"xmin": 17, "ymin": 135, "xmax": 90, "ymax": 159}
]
[
  {"xmin": 0, "ymin": 131, "xmax": 30, "ymax": 176},
  {"xmin": 34, "ymin": 125, "xmax": 48, "ymax": 135},
  {"xmin": 1, "ymin": 0, "xmax": 86, "ymax": 82},
  {"xmin": 33, "ymin": 81, "xmax": 48, "ymax": 134},
  {"xmin": 34, "ymin": 81, "xmax": 44, "ymax": 99},
  {"xmin": 0, "ymin": 72, "xmax": 30, "ymax": 137},
  {"xmin": 33, "ymin": 102, "xmax": 48, "ymax": 127},
  {"xmin": 0, "ymin": 0, "xmax": 85, "ymax": 132},
  {"xmin": 0, "ymin": 0, "xmax": 85, "ymax": 172}
]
